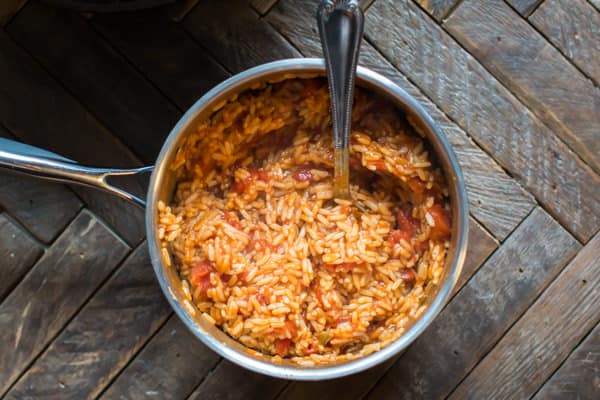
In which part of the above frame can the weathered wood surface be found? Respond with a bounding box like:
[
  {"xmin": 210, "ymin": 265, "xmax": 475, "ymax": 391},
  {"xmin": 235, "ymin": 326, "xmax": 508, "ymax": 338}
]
[
  {"xmin": 0, "ymin": 30, "xmax": 146, "ymax": 245},
  {"xmin": 0, "ymin": 213, "xmax": 43, "ymax": 301},
  {"xmin": 266, "ymin": 0, "xmax": 535, "ymax": 240},
  {"xmin": 0, "ymin": 0, "xmax": 24, "ymax": 26},
  {"xmin": 0, "ymin": 211, "xmax": 129, "ymax": 396},
  {"xmin": 414, "ymin": 0, "xmax": 458, "ymax": 21},
  {"xmin": 506, "ymin": 0, "xmax": 544, "ymax": 16},
  {"xmin": 366, "ymin": 208, "xmax": 580, "ymax": 399},
  {"xmin": 365, "ymin": 0, "xmax": 600, "ymax": 242},
  {"xmin": 450, "ymin": 232, "xmax": 600, "ymax": 399},
  {"xmin": 183, "ymin": 0, "xmax": 301, "ymax": 74},
  {"xmin": 591, "ymin": 0, "xmax": 600, "ymax": 12},
  {"xmin": 187, "ymin": 360, "xmax": 287, "ymax": 400},
  {"xmin": 445, "ymin": 0, "xmax": 600, "ymax": 174},
  {"xmin": 8, "ymin": 1, "xmax": 181, "ymax": 163},
  {"xmin": 530, "ymin": 0, "xmax": 600, "ymax": 85},
  {"xmin": 100, "ymin": 316, "xmax": 221, "ymax": 400},
  {"xmin": 91, "ymin": 10, "xmax": 229, "ymax": 110},
  {"xmin": 534, "ymin": 322, "xmax": 600, "ymax": 400},
  {"xmin": 5, "ymin": 243, "xmax": 170, "ymax": 400},
  {"xmin": 2, "ymin": 0, "xmax": 600, "ymax": 398}
]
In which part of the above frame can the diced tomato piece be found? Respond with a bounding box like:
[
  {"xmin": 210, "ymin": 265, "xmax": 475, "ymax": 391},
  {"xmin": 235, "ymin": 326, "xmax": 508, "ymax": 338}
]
[
  {"xmin": 238, "ymin": 270, "xmax": 248, "ymax": 284},
  {"xmin": 407, "ymin": 177, "xmax": 427, "ymax": 194},
  {"xmin": 223, "ymin": 211, "xmax": 242, "ymax": 230},
  {"xmin": 396, "ymin": 208, "xmax": 417, "ymax": 236},
  {"xmin": 285, "ymin": 320, "xmax": 298, "ymax": 337},
  {"xmin": 305, "ymin": 343, "xmax": 318, "ymax": 355},
  {"xmin": 232, "ymin": 175, "xmax": 253, "ymax": 194},
  {"xmin": 336, "ymin": 315, "xmax": 352, "ymax": 329},
  {"xmin": 293, "ymin": 167, "xmax": 313, "ymax": 182},
  {"xmin": 257, "ymin": 169, "xmax": 271, "ymax": 182},
  {"xmin": 221, "ymin": 274, "xmax": 232, "ymax": 284},
  {"xmin": 196, "ymin": 275, "xmax": 212, "ymax": 297},
  {"xmin": 427, "ymin": 204, "xmax": 451, "ymax": 241},
  {"xmin": 370, "ymin": 160, "xmax": 387, "ymax": 171},
  {"xmin": 189, "ymin": 261, "xmax": 214, "ymax": 286},
  {"xmin": 274, "ymin": 338, "xmax": 291, "ymax": 357},
  {"xmin": 399, "ymin": 268, "xmax": 416, "ymax": 283},
  {"xmin": 255, "ymin": 293, "xmax": 267, "ymax": 306},
  {"xmin": 388, "ymin": 229, "xmax": 412, "ymax": 246},
  {"xmin": 323, "ymin": 262, "xmax": 357, "ymax": 273}
]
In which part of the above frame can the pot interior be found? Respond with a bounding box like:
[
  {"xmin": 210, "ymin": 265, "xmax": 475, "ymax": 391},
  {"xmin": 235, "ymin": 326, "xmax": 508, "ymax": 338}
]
[{"xmin": 146, "ymin": 59, "xmax": 468, "ymax": 380}]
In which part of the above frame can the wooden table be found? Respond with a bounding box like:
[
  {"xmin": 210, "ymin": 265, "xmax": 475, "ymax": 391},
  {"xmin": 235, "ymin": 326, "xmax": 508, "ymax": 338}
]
[{"xmin": 0, "ymin": 0, "xmax": 598, "ymax": 398}]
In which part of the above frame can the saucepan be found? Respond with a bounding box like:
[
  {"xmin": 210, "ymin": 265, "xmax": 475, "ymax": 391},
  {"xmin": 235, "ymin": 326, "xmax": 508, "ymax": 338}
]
[{"xmin": 0, "ymin": 58, "xmax": 468, "ymax": 380}]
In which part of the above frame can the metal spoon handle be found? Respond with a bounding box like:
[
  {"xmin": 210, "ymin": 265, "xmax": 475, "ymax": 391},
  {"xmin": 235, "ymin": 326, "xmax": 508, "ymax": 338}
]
[
  {"xmin": 0, "ymin": 138, "xmax": 152, "ymax": 207},
  {"xmin": 317, "ymin": 0, "xmax": 364, "ymax": 198}
]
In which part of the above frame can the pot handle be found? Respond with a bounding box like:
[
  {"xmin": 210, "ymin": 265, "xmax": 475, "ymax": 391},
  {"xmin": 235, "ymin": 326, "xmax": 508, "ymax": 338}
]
[{"xmin": 0, "ymin": 138, "xmax": 153, "ymax": 208}]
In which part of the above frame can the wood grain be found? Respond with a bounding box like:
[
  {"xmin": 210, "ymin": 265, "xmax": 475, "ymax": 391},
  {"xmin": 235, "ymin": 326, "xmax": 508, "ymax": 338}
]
[
  {"xmin": 0, "ymin": 30, "xmax": 146, "ymax": 245},
  {"xmin": 534, "ymin": 322, "xmax": 600, "ymax": 400},
  {"xmin": 249, "ymin": 0, "xmax": 278, "ymax": 14},
  {"xmin": 0, "ymin": 0, "xmax": 25, "ymax": 26},
  {"xmin": 365, "ymin": 0, "xmax": 600, "ymax": 242},
  {"xmin": 530, "ymin": 0, "xmax": 600, "ymax": 84},
  {"xmin": 91, "ymin": 10, "xmax": 229, "ymax": 110},
  {"xmin": 183, "ymin": 0, "xmax": 300, "ymax": 73},
  {"xmin": 445, "ymin": 0, "xmax": 600, "ymax": 173},
  {"xmin": 266, "ymin": 0, "xmax": 535, "ymax": 240},
  {"xmin": 0, "ymin": 213, "xmax": 43, "ymax": 301},
  {"xmin": 505, "ymin": 0, "xmax": 544, "ymax": 16},
  {"xmin": 590, "ymin": 0, "xmax": 600, "ymax": 12},
  {"xmin": 100, "ymin": 316, "xmax": 221, "ymax": 400},
  {"xmin": 0, "ymin": 210, "xmax": 129, "ymax": 396},
  {"xmin": 366, "ymin": 208, "xmax": 580, "ymax": 400},
  {"xmin": 8, "ymin": 1, "xmax": 181, "ymax": 164},
  {"xmin": 0, "ymin": 127, "xmax": 82, "ymax": 243},
  {"xmin": 414, "ymin": 0, "xmax": 459, "ymax": 21},
  {"xmin": 450, "ymin": 232, "xmax": 600, "ymax": 399},
  {"xmin": 5, "ymin": 243, "xmax": 170, "ymax": 400},
  {"xmin": 454, "ymin": 217, "xmax": 498, "ymax": 295},
  {"xmin": 187, "ymin": 360, "xmax": 287, "ymax": 400}
]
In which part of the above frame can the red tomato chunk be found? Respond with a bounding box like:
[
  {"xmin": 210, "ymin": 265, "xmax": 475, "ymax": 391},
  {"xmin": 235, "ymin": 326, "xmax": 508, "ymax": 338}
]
[
  {"xmin": 427, "ymin": 204, "xmax": 451, "ymax": 240},
  {"xmin": 275, "ymin": 338, "xmax": 291, "ymax": 357},
  {"xmin": 293, "ymin": 167, "xmax": 313, "ymax": 182}
]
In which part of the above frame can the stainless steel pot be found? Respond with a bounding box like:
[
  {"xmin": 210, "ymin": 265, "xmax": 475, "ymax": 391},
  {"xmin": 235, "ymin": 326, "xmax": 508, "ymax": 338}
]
[{"xmin": 0, "ymin": 58, "xmax": 468, "ymax": 380}]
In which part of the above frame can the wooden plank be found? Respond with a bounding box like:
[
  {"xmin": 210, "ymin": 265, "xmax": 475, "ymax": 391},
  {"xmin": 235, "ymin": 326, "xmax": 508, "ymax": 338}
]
[
  {"xmin": 0, "ymin": 0, "xmax": 25, "ymax": 26},
  {"xmin": 590, "ymin": 0, "xmax": 600, "ymax": 12},
  {"xmin": 0, "ymin": 210, "xmax": 129, "ymax": 396},
  {"xmin": 5, "ymin": 243, "xmax": 170, "ymax": 400},
  {"xmin": 365, "ymin": 0, "xmax": 600, "ymax": 242},
  {"xmin": 183, "ymin": 0, "xmax": 301, "ymax": 74},
  {"xmin": 534, "ymin": 322, "xmax": 600, "ymax": 400},
  {"xmin": 445, "ymin": 0, "xmax": 600, "ymax": 174},
  {"xmin": 187, "ymin": 360, "xmax": 287, "ymax": 400},
  {"xmin": 100, "ymin": 316, "xmax": 221, "ymax": 400},
  {"xmin": 249, "ymin": 0, "xmax": 278, "ymax": 15},
  {"xmin": 450, "ymin": 232, "xmax": 600, "ymax": 399},
  {"xmin": 0, "ymin": 213, "xmax": 43, "ymax": 301},
  {"xmin": 366, "ymin": 207, "xmax": 580, "ymax": 400},
  {"xmin": 0, "ymin": 30, "xmax": 146, "ymax": 245},
  {"xmin": 7, "ymin": 1, "xmax": 181, "ymax": 164},
  {"xmin": 167, "ymin": 0, "xmax": 199, "ymax": 22},
  {"xmin": 266, "ymin": 0, "xmax": 536, "ymax": 240},
  {"xmin": 506, "ymin": 0, "xmax": 544, "ymax": 16},
  {"xmin": 0, "ymin": 126, "xmax": 82, "ymax": 243},
  {"xmin": 530, "ymin": 0, "xmax": 600, "ymax": 84},
  {"xmin": 91, "ymin": 9, "xmax": 229, "ymax": 110},
  {"xmin": 414, "ymin": 0, "xmax": 459, "ymax": 21},
  {"xmin": 454, "ymin": 217, "xmax": 498, "ymax": 295}
]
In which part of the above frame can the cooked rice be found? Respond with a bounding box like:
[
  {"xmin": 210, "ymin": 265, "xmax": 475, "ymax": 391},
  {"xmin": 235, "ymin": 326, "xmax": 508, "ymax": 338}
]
[{"xmin": 158, "ymin": 78, "xmax": 451, "ymax": 364}]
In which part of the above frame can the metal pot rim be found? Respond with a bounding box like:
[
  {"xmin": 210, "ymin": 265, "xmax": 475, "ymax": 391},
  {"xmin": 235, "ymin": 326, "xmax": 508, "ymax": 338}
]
[{"xmin": 146, "ymin": 58, "xmax": 468, "ymax": 380}]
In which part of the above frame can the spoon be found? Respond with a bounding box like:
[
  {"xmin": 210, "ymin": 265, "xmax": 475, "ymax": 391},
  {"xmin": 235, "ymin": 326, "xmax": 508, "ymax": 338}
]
[{"xmin": 317, "ymin": 0, "xmax": 364, "ymax": 199}]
